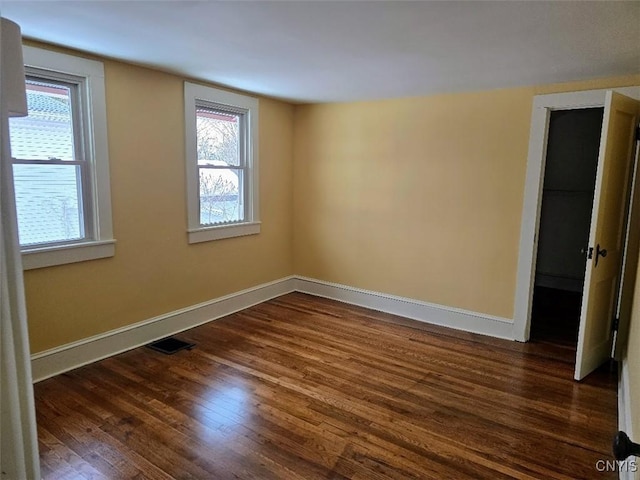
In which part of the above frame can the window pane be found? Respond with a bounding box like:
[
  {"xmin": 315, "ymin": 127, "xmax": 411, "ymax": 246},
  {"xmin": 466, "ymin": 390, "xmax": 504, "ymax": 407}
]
[
  {"xmin": 199, "ymin": 167, "xmax": 243, "ymax": 225},
  {"xmin": 9, "ymin": 78, "xmax": 76, "ymax": 161},
  {"xmin": 196, "ymin": 107, "xmax": 240, "ymax": 166},
  {"xmin": 13, "ymin": 164, "xmax": 84, "ymax": 246}
]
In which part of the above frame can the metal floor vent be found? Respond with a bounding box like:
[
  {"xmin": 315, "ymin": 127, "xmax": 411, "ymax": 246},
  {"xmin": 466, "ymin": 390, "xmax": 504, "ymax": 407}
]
[{"xmin": 147, "ymin": 337, "xmax": 195, "ymax": 355}]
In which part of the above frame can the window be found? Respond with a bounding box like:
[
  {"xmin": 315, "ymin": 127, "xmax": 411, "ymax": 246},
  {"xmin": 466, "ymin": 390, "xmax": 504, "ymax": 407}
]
[
  {"xmin": 184, "ymin": 82, "xmax": 259, "ymax": 243},
  {"xmin": 9, "ymin": 47, "xmax": 114, "ymax": 269}
]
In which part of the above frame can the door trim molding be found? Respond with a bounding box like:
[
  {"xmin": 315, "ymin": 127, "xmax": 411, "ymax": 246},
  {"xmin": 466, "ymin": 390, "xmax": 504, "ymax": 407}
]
[
  {"xmin": 513, "ymin": 86, "xmax": 640, "ymax": 342},
  {"xmin": 619, "ymin": 358, "xmax": 635, "ymax": 480}
]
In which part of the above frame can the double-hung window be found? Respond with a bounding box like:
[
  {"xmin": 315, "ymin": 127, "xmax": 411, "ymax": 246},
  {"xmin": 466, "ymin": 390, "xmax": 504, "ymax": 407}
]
[
  {"xmin": 184, "ymin": 82, "xmax": 259, "ymax": 243},
  {"xmin": 9, "ymin": 47, "xmax": 114, "ymax": 269}
]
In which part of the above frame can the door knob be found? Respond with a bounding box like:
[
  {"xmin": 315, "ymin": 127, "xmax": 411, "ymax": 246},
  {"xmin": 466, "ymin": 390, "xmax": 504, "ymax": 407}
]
[
  {"xmin": 595, "ymin": 243, "xmax": 608, "ymax": 267},
  {"xmin": 613, "ymin": 431, "xmax": 640, "ymax": 460}
]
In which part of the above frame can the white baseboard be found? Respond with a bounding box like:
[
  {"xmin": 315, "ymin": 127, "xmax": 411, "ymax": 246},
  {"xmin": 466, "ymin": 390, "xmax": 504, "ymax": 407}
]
[
  {"xmin": 294, "ymin": 276, "xmax": 515, "ymax": 340},
  {"xmin": 30, "ymin": 276, "xmax": 296, "ymax": 382},
  {"xmin": 31, "ymin": 275, "xmax": 517, "ymax": 383},
  {"xmin": 619, "ymin": 358, "xmax": 635, "ymax": 480}
]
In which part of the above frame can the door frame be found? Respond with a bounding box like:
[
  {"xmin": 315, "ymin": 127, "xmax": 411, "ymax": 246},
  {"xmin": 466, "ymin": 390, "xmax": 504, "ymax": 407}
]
[{"xmin": 513, "ymin": 86, "xmax": 640, "ymax": 342}]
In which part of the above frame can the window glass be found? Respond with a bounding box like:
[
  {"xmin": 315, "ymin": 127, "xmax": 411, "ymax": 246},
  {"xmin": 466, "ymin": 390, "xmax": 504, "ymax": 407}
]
[
  {"xmin": 9, "ymin": 76, "xmax": 86, "ymax": 247},
  {"xmin": 13, "ymin": 163, "xmax": 83, "ymax": 246},
  {"xmin": 199, "ymin": 168, "xmax": 243, "ymax": 225},
  {"xmin": 196, "ymin": 108, "xmax": 240, "ymax": 166},
  {"xmin": 10, "ymin": 78, "xmax": 76, "ymax": 161}
]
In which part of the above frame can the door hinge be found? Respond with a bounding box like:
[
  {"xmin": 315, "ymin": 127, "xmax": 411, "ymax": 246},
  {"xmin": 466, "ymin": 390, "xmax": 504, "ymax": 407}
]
[{"xmin": 612, "ymin": 317, "xmax": 620, "ymax": 332}]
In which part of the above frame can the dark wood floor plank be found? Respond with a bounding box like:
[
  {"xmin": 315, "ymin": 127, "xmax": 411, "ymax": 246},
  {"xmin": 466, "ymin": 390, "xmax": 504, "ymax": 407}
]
[{"xmin": 35, "ymin": 292, "xmax": 617, "ymax": 479}]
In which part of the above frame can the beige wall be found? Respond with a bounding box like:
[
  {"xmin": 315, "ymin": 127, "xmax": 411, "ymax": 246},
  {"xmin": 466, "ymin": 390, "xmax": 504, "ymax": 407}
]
[
  {"xmin": 24, "ymin": 54, "xmax": 295, "ymax": 354},
  {"xmin": 21, "ymin": 40, "xmax": 639, "ymax": 354},
  {"xmin": 293, "ymin": 75, "xmax": 640, "ymax": 318}
]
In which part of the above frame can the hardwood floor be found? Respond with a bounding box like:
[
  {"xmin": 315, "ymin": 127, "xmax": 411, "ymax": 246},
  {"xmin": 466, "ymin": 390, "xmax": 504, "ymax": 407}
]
[{"xmin": 35, "ymin": 293, "xmax": 618, "ymax": 479}]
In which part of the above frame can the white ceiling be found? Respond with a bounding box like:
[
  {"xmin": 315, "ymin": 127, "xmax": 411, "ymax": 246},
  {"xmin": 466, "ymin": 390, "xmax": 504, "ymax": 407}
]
[{"xmin": 2, "ymin": 1, "xmax": 639, "ymax": 103}]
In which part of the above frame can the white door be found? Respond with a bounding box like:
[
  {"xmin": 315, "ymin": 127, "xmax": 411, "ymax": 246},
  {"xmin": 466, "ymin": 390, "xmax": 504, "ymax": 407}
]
[{"xmin": 575, "ymin": 91, "xmax": 640, "ymax": 381}]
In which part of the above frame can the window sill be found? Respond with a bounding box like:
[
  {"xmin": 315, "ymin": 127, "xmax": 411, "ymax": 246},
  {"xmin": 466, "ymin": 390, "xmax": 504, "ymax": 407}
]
[
  {"xmin": 188, "ymin": 221, "xmax": 261, "ymax": 244},
  {"xmin": 22, "ymin": 240, "xmax": 116, "ymax": 270}
]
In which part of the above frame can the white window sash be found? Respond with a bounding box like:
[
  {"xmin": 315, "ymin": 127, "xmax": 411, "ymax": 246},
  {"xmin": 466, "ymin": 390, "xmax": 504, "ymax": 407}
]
[{"xmin": 184, "ymin": 82, "xmax": 260, "ymax": 243}]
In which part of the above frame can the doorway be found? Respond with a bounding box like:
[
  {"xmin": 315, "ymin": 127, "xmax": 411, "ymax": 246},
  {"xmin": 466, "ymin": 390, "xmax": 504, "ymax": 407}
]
[
  {"xmin": 514, "ymin": 87, "xmax": 640, "ymax": 381},
  {"xmin": 530, "ymin": 108, "xmax": 603, "ymax": 350},
  {"xmin": 514, "ymin": 87, "xmax": 640, "ymax": 341}
]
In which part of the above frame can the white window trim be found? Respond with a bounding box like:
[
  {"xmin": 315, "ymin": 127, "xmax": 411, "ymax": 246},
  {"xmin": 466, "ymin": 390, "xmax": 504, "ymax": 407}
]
[
  {"xmin": 18, "ymin": 46, "xmax": 115, "ymax": 270},
  {"xmin": 184, "ymin": 82, "xmax": 260, "ymax": 243}
]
